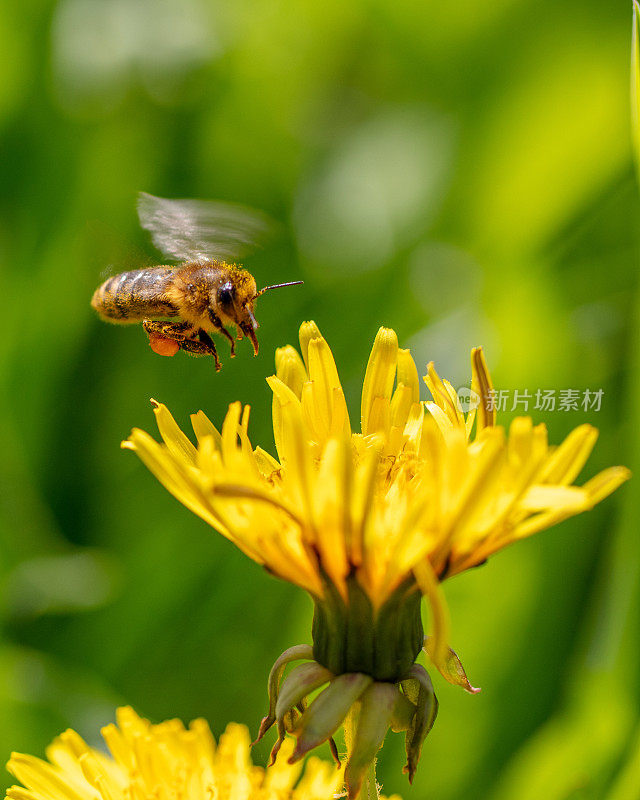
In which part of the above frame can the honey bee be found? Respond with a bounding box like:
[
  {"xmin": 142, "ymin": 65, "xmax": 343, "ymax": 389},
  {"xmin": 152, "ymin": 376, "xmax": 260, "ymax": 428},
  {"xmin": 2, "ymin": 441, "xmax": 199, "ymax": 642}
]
[{"xmin": 91, "ymin": 193, "xmax": 302, "ymax": 370}]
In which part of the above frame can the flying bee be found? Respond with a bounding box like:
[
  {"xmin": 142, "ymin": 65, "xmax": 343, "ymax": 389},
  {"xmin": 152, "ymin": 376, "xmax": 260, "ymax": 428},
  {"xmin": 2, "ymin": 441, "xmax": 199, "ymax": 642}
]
[{"xmin": 91, "ymin": 192, "xmax": 302, "ymax": 370}]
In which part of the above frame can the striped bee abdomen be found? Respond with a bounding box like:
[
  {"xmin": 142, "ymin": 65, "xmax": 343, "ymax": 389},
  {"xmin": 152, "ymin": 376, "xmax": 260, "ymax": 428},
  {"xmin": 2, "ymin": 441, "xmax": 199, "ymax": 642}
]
[{"xmin": 91, "ymin": 268, "xmax": 178, "ymax": 322}]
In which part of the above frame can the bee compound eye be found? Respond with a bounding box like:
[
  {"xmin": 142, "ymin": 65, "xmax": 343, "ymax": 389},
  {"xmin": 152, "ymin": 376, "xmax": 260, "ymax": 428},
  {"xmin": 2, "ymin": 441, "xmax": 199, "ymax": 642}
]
[{"xmin": 217, "ymin": 282, "xmax": 235, "ymax": 306}]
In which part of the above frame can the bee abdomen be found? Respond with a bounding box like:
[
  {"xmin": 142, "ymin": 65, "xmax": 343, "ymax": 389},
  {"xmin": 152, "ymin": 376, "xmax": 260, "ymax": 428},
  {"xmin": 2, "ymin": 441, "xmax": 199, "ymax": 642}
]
[{"xmin": 91, "ymin": 268, "xmax": 178, "ymax": 322}]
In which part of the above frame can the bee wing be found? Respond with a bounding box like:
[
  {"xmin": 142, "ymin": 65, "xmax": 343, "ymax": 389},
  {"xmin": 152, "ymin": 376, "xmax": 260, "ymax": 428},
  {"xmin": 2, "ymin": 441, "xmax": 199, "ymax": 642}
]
[{"xmin": 137, "ymin": 192, "xmax": 274, "ymax": 263}]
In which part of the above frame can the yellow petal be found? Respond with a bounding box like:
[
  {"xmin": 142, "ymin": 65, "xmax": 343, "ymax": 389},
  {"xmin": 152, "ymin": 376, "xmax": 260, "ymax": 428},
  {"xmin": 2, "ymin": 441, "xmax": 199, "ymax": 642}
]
[
  {"xmin": 276, "ymin": 345, "xmax": 308, "ymax": 399},
  {"xmin": 424, "ymin": 401, "xmax": 454, "ymax": 436},
  {"xmin": 77, "ymin": 752, "xmax": 119, "ymax": 800},
  {"xmin": 366, "ymin": 395, "xmax": 391, "ymax": 438},
  {"xmin": 190, "ymin": 410, "xmax": 222, "ymax": 451},
  {"xmin": 311, "ymin": 438, "xmax": 350, "ymax": 597},
  {"xmin": 7, "ymin": 755, "xmax": 92, "ymax": 800},
  {"xmin": 263, "ymin": 739, "xmax": 302, "ymax": 791},
  {"xmin": 520, "ymin": 484, "xmax": 589, "ymax": 513},
  {"xmin": 442, "ymin": 379, "xmax": 464, "ymax": 425},
  {"xmin": 303, "ymin": 338, "xmax": 347, "ymax": 443},
  {"xmin": 424, "ymin": 363, "xmax": 460, "ymax": 425},
  {"xmin": 413, "ymin": 559, "xmax": 450, "ymax": 668},
  {"xmin": 539, "ymin": 424, "xmax": 599, "ymax": 485},
  {"xmin": 220, "ymin": 402, "xmax": 245, "ymax": 468},
  {"xmin": 397, "ymin": 348, "xmax": 420, "ymax": 403},
  {"xmin": 211, "ymin": 483, "xmax": 302, "ymax": 527},
  {"xmin": 443, "ymin": 429, "xmax": 506, "ymax": 563},
  {"xmin": 511, "ymin": 508, "xmax": 581, "ymax": 542},
  {"xmin": 390, "ymin": 384, "xmax": 414, "ymax": 433},
  {"xmin": 299, "ymin": 321, "xmax": 324, "ymax": 372},
  {"xmin": 267, "ymin": 376, "xmax": 315, "ymax": 528},
  {"xmin": 7, "ymin": 789, "xmax": 40, "ymax": 800},
  {"xmin": 508, "ymin": 416, "xmax": 534, "ymax": 467},
  {"xmin": 470, "ymin": 347, "xmax": 495, "ymax": 430},
  {"xmin": 350, "ymin": 441, "xmax": 384, "ymax": 568},
  {"xmin": 402, "ymin": 402, "xmax": 425, "ymax": 454},
  {"xmin": 254, "ymin": 446, "xmax": 281, "ymax": 476},
  {"xmin": 292, "ymin": 755, "xmax": 344, "ymax": 799},
  {"xmin": 152, "ymin": 400, "xmax": 197, "ymax": 464},
  {"xmin": 361, "ymin": 327, "xmax": 398, "ymax": 436},
  {"xmin": 269, "ymin": 376, "xmax": 304, "ymax": 466},
  {"xmin": 329, "ymin": 387, "xmax": 351, "ymax": 440},
  {"xmin": 582, "ymin": 466, "xmax": 631, "ymax": 505}
]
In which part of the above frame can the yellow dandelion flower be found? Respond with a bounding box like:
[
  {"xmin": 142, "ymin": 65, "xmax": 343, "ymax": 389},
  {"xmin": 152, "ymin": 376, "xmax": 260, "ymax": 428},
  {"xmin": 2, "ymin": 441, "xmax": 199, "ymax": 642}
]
[
  {"xmin": 4, "ymin": 706, "xmax": 359, "ymax": 800},
  {"xmin": 123, "ymin": 322, "xmax": 629, "ymax": 795}
]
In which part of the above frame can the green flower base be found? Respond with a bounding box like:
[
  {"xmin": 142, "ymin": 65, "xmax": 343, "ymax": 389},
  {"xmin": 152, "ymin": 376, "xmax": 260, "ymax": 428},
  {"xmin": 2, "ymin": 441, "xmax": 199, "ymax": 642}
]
[{"xmin": 311, "ymin": 575, "xmax": 424, "ymax": 681}]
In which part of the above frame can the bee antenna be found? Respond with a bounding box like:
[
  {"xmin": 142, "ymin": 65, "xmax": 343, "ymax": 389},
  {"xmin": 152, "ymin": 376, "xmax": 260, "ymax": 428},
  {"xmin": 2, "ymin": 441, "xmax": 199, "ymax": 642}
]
[{"xmin": 254, "ymin": 280, "xmax": 304, "ymax": 299}]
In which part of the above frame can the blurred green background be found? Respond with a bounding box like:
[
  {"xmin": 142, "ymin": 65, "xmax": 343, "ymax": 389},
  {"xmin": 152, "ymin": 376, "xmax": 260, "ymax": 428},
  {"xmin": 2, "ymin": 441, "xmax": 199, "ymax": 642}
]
[{"xmin": 1, "ymin": 0, "xmax": 639, "ymax": 798}]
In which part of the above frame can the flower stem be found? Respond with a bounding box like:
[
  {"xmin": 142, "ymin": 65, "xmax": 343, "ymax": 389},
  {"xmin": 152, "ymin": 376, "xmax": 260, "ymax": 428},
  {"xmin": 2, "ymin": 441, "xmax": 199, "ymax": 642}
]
[
  {"xmin": 343, "ymin": 708, "xmax": 379, "ymax": 800},
  {"xmin": 361, "ymin": 759, "xmax": 379, "ymax": 800}
]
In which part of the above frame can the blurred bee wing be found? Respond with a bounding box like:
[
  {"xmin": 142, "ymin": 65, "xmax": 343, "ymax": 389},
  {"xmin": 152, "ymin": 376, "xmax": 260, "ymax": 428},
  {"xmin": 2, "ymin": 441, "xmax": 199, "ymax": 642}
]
[{"xmin": 137, "ymin": 192, "xmax": 274, "ymax": 263}]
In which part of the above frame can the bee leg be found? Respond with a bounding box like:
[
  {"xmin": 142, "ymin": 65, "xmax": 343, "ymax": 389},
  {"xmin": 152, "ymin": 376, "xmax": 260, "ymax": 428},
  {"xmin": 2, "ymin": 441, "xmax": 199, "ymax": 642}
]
[
  {"xmin": 179, "ymin": 337, "xmax": 222, "ymax": 371},
  {"xmin": 142, "ymin": 320, "xmax": 193, "ymax": 340},
  {"xmin": 207, "ymin": 310, "xmax": 236, "ymax": 357},
  {"xmin": 142, "ymin": 320, "xmax": 194, "ymax": 357},
  {"xmin": 196, "ymin": 329, "xmax": 222, "ymax": 371}
]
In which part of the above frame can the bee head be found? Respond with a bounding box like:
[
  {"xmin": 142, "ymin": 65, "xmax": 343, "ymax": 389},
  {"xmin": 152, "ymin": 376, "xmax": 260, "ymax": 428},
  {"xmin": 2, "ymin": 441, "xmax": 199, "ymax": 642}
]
[{"xmin": 212, "ymin": 272, "xmax": 260, "ymax": 355}]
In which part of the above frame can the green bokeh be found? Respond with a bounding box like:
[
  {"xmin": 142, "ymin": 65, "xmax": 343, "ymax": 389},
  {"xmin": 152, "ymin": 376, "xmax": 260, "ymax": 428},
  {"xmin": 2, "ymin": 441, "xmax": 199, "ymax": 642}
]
[{"xmin": 1, "ymin": 0, "xmax": 638, "ymax": 798}]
